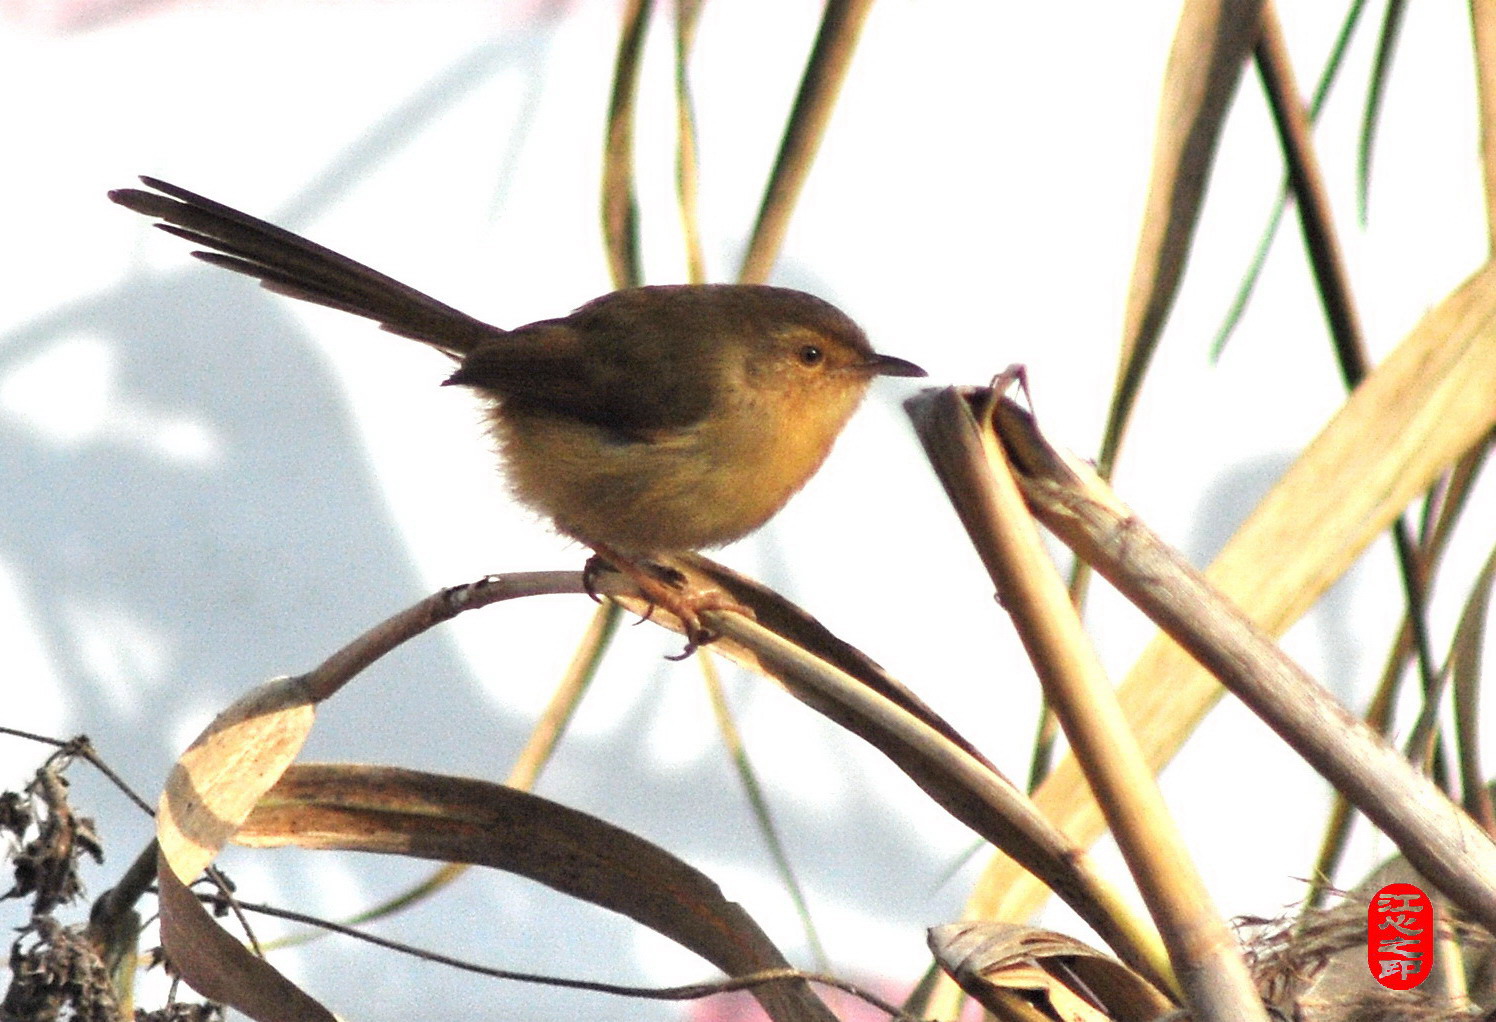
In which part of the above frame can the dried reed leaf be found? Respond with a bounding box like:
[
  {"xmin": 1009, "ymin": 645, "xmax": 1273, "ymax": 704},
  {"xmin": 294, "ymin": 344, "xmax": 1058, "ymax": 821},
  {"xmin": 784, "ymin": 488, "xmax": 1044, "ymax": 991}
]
[
  {"xmin": 970, "ymin": 257, "xmax": 1496, "ymax": 925},
  {"xmin": 156, "ymin": 676, "xmax": 316, "ymax": 883},
  {"xmin": 263, "ymin": 600, "xmax": 622, "ymax": 953},
  {"xmin": 597, "ymin": 559, "xmax": 1130, "ymax": 923},
  {"xmin": 602, "ymin": 0, "xmax": 651, "ymax": 290},
  {"xmin": 158, "ymin": 574, "xmax": 579, "ymax": 886},
  {"xmin": 1357, "ymin": 0, "xmax": 1406, "ymax": 224},
  {"xmin": 156, "ymin": 851, "xmax": 336, "ymax": 1022},
  {"xmin": 1473, "ymin": 2, "xmax": 1496, "ymax": 252},
  {"xmin": 674, "ymin": 0, "xmax": 706, "ymax": 283},
  {"xmin": 929, "ymin": 921, "xmax": 1174, "ymax": 1022},
  {"xmin": 1302, "ymin": 441, "xmax": 1489, "ymax": 911},
  {"xmin": 609, "ymin": 553, "xmax": 995, "ymax": 767},
  {"xmin": 1211, "ymin": 0, "xmax": 1370, "ymax": 359},
  {"xmin": 1102, "ymin": 0, "xmax": 1264, "ymax": 473},
  {"xmin": 699, "ymin": 651, "xmax": 829, "ymax": 968},
  {"xmin": 1257, "ymin": 2, "xmax": 1368, "ymax": 383},
  {"xmin": 589, "ymin": 560, "xmax": 1175, "ymax": 982},
  {"xmin": 237, "ymin": 763, "xmax": 838, "ymax": 1022},
  {"xmin": 670, "ymin": 604, "xmax": 1176, "ymax": 998},
  {"xmin": 738, "ymin": 0, "xmax": 876, "ymax": 284},
  {"xmin": 1452, "ymin": 547, "xmax": 1496, "ymax": 833},
  {"xmin": 1257, "ymin": 2, "xmax": 1443, "ymax": 731}
]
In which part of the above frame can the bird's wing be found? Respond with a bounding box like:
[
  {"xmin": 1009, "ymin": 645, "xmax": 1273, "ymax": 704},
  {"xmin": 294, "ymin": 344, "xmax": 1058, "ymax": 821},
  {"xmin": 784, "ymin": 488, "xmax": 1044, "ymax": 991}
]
[{"xmin": 446, "ymin": 319, "xmax": 717, "ymax": 437}]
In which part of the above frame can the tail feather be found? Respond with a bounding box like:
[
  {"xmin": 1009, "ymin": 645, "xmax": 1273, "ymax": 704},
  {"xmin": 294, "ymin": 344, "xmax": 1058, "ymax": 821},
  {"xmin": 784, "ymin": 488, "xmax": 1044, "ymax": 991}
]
[{"xmin": 109, "ymin": 177, "xmax": 506, "ymax": 358}]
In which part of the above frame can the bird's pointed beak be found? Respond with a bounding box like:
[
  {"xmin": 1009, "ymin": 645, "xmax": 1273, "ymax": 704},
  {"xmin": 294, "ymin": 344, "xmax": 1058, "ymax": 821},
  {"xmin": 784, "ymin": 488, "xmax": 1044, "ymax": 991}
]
[{"xmin": 866, "ymin": 353, "xmax": 927, "ymax": 378}]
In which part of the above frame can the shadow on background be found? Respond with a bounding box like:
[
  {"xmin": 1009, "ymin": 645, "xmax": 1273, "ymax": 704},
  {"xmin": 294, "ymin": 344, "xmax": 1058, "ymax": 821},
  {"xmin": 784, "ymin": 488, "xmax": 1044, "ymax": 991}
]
[
  {"xmin": 0, "ymin": 23, "xmax": 976, "ymax": 1022},
  {"xmin": 1186, "ymin": 452, "xmax": 1365, "ymax": 702}
]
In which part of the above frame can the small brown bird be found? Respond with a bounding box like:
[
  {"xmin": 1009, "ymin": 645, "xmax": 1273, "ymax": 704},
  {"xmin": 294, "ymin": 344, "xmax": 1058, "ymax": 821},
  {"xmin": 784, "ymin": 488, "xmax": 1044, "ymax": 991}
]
[{"xmin": 109, "ymin": 177, "xmax": 925, "ymax": 647}]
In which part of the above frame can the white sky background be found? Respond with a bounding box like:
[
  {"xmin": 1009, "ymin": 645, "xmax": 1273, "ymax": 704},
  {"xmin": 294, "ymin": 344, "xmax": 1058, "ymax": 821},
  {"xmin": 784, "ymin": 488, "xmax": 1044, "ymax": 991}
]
[{"xmin": 1, "ymin": 2, "xmax": 1493, "ymax": 1020}]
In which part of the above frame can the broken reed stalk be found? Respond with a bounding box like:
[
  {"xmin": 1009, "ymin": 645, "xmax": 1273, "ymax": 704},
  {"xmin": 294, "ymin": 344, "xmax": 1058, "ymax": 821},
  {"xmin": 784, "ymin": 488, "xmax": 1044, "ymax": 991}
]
[
  {"xmin": 905, "ymin": 384, "xmax": 1265, "ymax": 1022},
  {"xmin": 974, "ymin": 385, "xmax": 1496, "ymax": 937}
]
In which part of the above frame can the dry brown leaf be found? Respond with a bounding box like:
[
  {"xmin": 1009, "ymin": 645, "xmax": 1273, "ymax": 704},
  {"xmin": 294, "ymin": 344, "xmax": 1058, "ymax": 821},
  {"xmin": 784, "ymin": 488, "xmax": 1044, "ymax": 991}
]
[
  {"xmin": 669, "ymin": 553, "xmax": 994, "ymax": 767},
  {"xmin": 238, "ymin": 763, "xmax": 839, "ymax": 1022},
  {"xmin": 930, "ymin": 920, "xmax": 1174, "ymax": 1022},
  {"xmin": 156, "ymin": 849, "xmax": 335, "ymax": 1022},
  {"xmin": 156, "ymin": 676, "xmax": 316, "ymax": 883},
  {"xmin": 1246, "ymin": 855, "xmax": 1496, "ymax": 1018}
]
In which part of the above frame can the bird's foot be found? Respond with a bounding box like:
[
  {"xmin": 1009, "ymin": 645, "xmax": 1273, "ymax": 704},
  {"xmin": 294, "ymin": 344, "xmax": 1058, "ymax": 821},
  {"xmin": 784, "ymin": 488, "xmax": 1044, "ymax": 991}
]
[{"xmin": 587, "ymin": 548, "xmax": 754, "ymax": 658}]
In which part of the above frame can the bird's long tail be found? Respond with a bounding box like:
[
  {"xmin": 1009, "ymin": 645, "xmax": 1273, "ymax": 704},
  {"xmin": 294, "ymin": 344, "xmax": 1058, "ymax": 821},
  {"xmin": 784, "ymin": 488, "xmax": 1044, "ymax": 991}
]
[{"xmin": 109, "ymin": 176, "xmax": 506, "ymax": 359}]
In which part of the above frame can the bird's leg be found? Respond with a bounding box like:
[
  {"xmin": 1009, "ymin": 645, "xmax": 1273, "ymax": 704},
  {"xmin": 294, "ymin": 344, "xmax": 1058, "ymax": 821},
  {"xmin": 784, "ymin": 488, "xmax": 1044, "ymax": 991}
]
[{"xmin": 586, "ymin": 545, "xmax": 754, "ymax": 658}]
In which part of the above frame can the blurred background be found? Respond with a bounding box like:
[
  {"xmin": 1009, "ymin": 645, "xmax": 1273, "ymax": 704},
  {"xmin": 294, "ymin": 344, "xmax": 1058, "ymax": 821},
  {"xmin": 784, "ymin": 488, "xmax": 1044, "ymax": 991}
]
[{"xmin": 1, "ymin": 2, "xmax": 1492, "ymax": 1019}]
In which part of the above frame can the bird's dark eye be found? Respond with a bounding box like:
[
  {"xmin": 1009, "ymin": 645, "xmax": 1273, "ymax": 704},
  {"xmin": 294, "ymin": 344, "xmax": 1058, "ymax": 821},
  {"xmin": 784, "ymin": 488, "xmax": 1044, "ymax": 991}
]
[{"xmin": 797, "ymin": 344, "xmax": 824, "ymax": 367}]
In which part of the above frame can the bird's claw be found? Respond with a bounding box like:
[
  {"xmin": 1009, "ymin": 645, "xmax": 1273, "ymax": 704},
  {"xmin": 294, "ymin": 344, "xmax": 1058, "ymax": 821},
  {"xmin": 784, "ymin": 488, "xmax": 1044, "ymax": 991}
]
[
  {"xmin": 582, "ymin": 555, "xmax": 608, "ymax": 604},
  {"xmin": 585, "ymin": 549, "xmax": 751, "ymax": 658}
]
